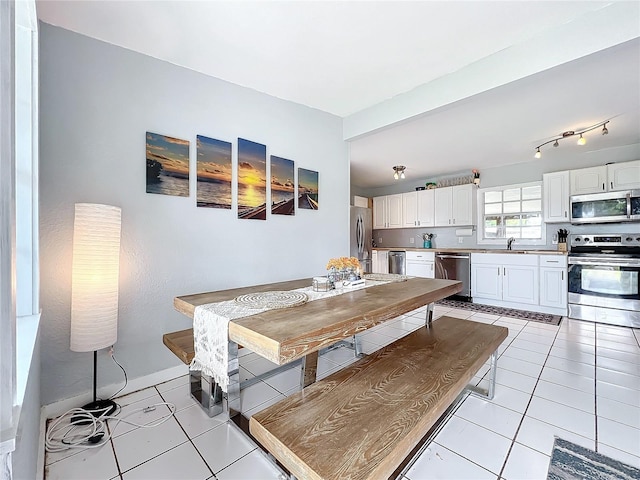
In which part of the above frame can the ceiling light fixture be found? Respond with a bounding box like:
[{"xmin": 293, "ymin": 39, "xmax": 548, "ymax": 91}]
[
  {"xmin": 393, "ymin": 165, "xmax": 406, "ymax": 180},
  {"xmin": 534, "ymin": 120, "xmax": 609, "ymax": 158}
]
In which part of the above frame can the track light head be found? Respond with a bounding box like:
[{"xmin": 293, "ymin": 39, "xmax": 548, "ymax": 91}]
[
  {"xmin": 534, "ymin": 120, "xmax": 609, "ymax": 156},
  {"xmin": 577, "ymin": 134, "xmax": 586, "ymax": 146},
  {"xmin": 553, "ymin": 140, "xmax": 559, "ymax": 147},
  {"xmin": 602, "ymin": 124, "xmax": 609, "ymax": 135},
  {"xmin": 534, "ymin": 148, "xmax": 541, "ymax": 159}
]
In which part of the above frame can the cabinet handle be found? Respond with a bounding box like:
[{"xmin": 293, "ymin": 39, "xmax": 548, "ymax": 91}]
[
  {"xmin": 503, "ymin": 267, "xmax": 506, "ymax": 275},
  {"xmin": 564, "ymin": 211, "xmax": 567, "ymax": 218},
  {"xmin": 562, "ymin": 271, "xmax": 564, "ymax": 280},
  {"xmin": 602, "ymin": 183, "xmax": 605, "ymax": 191},
  {"xmin": 498, "ymin": 267, "xmax": 500, "ymax": 275},
  {"xmin": 611, "ymin": 181, "xmax": 613, "ymax": 189},
  {"xmin": 453, "ymin": 219, "xmax": 456, "ymax": 224}
]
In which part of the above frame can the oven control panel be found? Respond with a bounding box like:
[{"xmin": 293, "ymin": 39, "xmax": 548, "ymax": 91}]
[{"xmin": 570, "ymin": 234, "xmax": 640, "ymax": 248}]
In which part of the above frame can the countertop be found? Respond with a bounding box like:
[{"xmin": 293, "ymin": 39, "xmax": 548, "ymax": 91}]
[{"xmin": 372, "ymin": 247, "xmax": 567, "ymax": 255}]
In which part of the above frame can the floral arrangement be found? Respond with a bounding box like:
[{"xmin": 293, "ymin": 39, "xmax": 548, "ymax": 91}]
[
  {"xmin": 326, "ymin": 256, "xmax": 361, "ymax": 272},
  {"xmin": 472, "ymin": 169, "xmax": 480, "ymax": 186}
]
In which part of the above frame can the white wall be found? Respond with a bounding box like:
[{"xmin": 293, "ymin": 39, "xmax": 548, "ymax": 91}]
[{"xmin": 39, "ymin": 24, "xmax": 348, "ymax": 405}]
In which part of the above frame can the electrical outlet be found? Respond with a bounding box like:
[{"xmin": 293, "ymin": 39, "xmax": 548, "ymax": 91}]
[
  {"xmin": 378, "ymin": 237, "xmax": 383, "ymax": 244},
  {"xmin": 552, "ymin": 233, "xmax": 558, "ymax": 244},
  {"xmin": 458, "ymin": 237, "xmax": 464, "ymax": 244},
  {"xmin": 409, "ymin": 237, "xmax": 414, "ymax": 244}
]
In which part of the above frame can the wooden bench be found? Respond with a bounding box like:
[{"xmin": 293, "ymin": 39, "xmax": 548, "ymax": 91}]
[
  {"xmin": 162, "ymin": 328, "xmax": 195, "ymax": 365},
  {"xmin": 249, "ymin": 316, "xmax": 508, "ymax": 480}
]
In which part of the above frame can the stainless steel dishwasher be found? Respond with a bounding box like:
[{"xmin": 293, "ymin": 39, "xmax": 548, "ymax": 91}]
[
  {"xmin": 388, "ymin": 251, "xmax": 406, "ymax": 275},
  {"xmin": 435, "ymin": 252, "xmax": 471, "ymax": 299}
]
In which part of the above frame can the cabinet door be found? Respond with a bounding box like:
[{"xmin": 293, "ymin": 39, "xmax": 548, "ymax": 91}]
[
  {"xmin": 387, "ymin": 194, "xmax": 404, "ymax": 228},
  {"xmin": 608, "ymin": 160, "xmax": 640, "ymax": 191},
  {"xmin": 452, "ymin": 184, "xmax": 475, "ymax": 226},
  {"xmin": 373, "ymin": 196, "xmax": 387, "ymax": 229},
  {"xmin": 378, "ymin": 251, "xmax": 389, "ymax": 274},
  {"xmin": 570, "ymin": 166, "xmax": 607, "ymax": 195},
  {"xmin": 543, "ymin": 171, "xmax": 570, "ymax": 223},
  {"xmin": 402, "ymin": 192, "xmax": 418, "ymax": 227},
  {"xmin": 539, "ymin": 267, "xmax": 567, "ymax": 309},
  {"xmin": 416, "ymin": 189, "xmax": 435, "ymax": 227},
  {"xmin": 406, "ymin": 260, "xmax": 430, "ymax": 278},
  {"xmin": 371, "ymin": 251, "xmax": 379, "ymax": 273},
  {"xmin": 503, "ymin": 265, "xmax": 538, "ymax": 305},
  {"xmin": 471, "ymin": 264, "xmax": 501, "ymax": 300},
  {"xmin": 434, "ymin": 187, "xmax": 453, "ymax": 226}
]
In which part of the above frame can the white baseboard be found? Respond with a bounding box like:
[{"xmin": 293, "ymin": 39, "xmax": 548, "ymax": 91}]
[{"xmin": 41, "ymin": 364, "xmax": 189, "ymax": 419}]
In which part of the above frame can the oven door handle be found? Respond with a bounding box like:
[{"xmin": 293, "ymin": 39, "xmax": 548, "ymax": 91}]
[{"xmin": 569, "ymin": 258, "xmax": 640, "ymax": 268}]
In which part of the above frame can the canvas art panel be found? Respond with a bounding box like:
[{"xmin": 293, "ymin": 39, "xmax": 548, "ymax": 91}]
[
  {"xmin": 270, "ymin": 155, "xmax": 295, "ymax": 215},
  {"xmin": 237, "ymin": 138, "xmax": 267, "ymax": 220},
  {"xmin": 196, "ymin": 135, "xmax": 232, "ymax": 209},
  {"xmin": 146, "ymin": 131, "xmax": 190, "ymax": 197},
  {"xmin": 298, "ymin": 168, "xmax": 319, "ymax": 210}
]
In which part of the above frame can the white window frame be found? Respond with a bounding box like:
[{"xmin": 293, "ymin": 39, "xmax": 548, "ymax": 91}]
[{"xmin": 476, "ymin": 181, "xmax": 547, "ymax": 246}]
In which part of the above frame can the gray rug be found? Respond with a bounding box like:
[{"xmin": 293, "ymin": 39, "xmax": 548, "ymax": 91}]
[
  {"xmin": 547, "ymin": 437, "xmax": 640, "ymax": 480},
  {"xmin": 436, "ymin": 298, "xmax": 562, "ymax": 325}
]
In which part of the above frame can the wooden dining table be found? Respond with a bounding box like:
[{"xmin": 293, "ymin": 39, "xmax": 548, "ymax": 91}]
[{"xmin": 174, "ymin": 276, "xmax": 462, "ymax": 419}]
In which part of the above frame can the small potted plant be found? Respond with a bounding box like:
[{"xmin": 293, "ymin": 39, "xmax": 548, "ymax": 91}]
[{"xmin": 472, "ymin": 169, "xmax": 480, "ymax": 186}]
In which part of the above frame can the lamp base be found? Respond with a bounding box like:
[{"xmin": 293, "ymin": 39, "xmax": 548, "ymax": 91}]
[{"xmin": 71, "ymin": 399, "xmax": 118, "ymax": 425}]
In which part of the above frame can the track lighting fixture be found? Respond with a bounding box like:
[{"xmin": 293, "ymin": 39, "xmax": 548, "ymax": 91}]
[
  {"xmin": 534, "ymin": 120, "xmax": 610, "ymax": 158},
  {"xmin": 392, "ymin": 165, "xmax": 406, "ymax": 180}
]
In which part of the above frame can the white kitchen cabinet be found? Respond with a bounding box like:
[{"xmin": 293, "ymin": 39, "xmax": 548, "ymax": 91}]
[
  {"xmin": 539, "ymin": 255, "xmax": 568, "ymax": 310},
  {"xmin": 471, "ymin": 253, "xmax": 538, "ymax": 305},
  {"xmin": 372, "ymin": 250, "xmax": 389, "ymax": 274},
  {"xmin": 543, "ymin": 171, "xmax": 570, "ymax": 223},
  {"xmin": 435, "ymin": 184, "xmax": 475, "ymax": 226},
  {"xmin": 608, "ymin": 160, "xmax": 640, "ymax": 191},
  {"xmin": 570, "ymin": 165, "xmax": 607, "ymax": 195},
  {"xmin": 373, "ymin": 194, "xmax": 403, "ymax": 229},
  {"xmin": 403, "ymin": 190, "xmax": 435, "ymax": 227},
  {"xmin": 406, "ymin": 251, "xmax": 435, "ymax": 278}
]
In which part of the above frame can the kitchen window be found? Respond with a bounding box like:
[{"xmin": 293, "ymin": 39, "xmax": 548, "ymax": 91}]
[{"xmin": 477, "ymin": 182, "xmax": 546, "ymax": 245}]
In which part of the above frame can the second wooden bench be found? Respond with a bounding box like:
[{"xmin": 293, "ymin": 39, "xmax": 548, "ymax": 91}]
[{"xmin": 250, "ymin": 316, "xmax": 508, "ymax": 480}]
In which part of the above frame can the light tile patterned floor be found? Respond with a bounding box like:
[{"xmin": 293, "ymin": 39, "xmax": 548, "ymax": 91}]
[{"xmin": 44, "ymin": 306, "xmax": 640, "ymax": 480}]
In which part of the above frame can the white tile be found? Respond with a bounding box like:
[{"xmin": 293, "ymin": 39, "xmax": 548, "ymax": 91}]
[
  {"xmin": 597, "ymin": 331, "xmax": 639, "ymax": 346},
  {"xmin": 155, "ymin": 375, "xmax": 189, "ymax": 394},
  {"xmin": 497, "ymin": 356, "xmax": 543, "ymax": 379},
  {"xmin": 359, "ymin": 330, "xmax": 395, "ymax": 346},
  {"xmin": 173, "ymin": 403, "xmax": 227, "ymax": 438},
  {"xmin": 516, "ymin": 332, "xmax": 554, "ymax": 346},
  {"xmin": 555, "ymin": 332, "xmax": 595, "ymax": 346},
  {"xmin": 159, "ymin": 384, "xmax": 200, "ymax": 413},
  {"xmin": 262, "ymin": 365, "xmax": 302, "ymax": 394},
  {"xmin": 553, "ymin": 339, "xmax": 595, "ymax": 354},
  {"xmin": 494, "ymin": 368, "xmax": 538, "ymax": 394},
  {"xmin": 115, "ymin": 387, "xmax": 159, "ymax": 407},
  {"xmin": 533, "ymin": 380, "xmax": 594, "ymax": 414},
  {"xmin": 454, "ymin": 395, "xmax": 523, "ymax": 439},
  {"xmin": 405, "ymin": 442, "xmax": 497, "ymax": 480},
  {"xmin": 44, "ymin": 442, "xmax": 119, "ymax": 480},
  {"xmin": 122, "ymin": 442, "xmax": 211, "ymax": 480},
  {"xmin": 501, "ymin": 346, "xmax": 548, "ymax": 365},
  {"xmin": 445, "ymin": 308, "xmax": 474, "ymax": 319},
  {"xmin": 496, "ymin": 317, "xmax": 529, "ymax": 326},
  {"xmin": 598, "ymin": 417, "xmax": 640, "ymax": 457},
  {"xmin": 515, "ymin": 416, "xmax": 594, "ymax": 456},
  {"xmin": 596, "ymin": 324, "xmax": 636, "ymax": 337},
  {"xmin": 375, "ymin": 324, "xmax": 406, "ymax": 339},
  {"xmin": 543, "ymin": 356, "xmax": 595, "ymax": 378},
  {"xmin": 469, "ymin": 315, "xmax": 496, "ymax": 324},
  {"xmin": 598, "ymin": 339, "xmax": 640, "ymax": 355},
  {"xmin": 523, "ymin": 322, "xmax": 559, "ymax": 332},
  {"xmin": 509, "ymin": 339, "xmax": 551, "ymax": 355},
  {"xmin": 110, "ymin": 392, "xmax": 176, "ymax": 438},
  {"xmin": 192, "ymin": 423, "xmax": 256, "ymax": 473},
  {"xmin": 391, "ymin": 317, "xmax": 425, "ymax": 331},
  {"xmin": 597, "ymin": 443, "xmax": 640, "ymax": 469},
  {"xmin": 549, "ymin": 345, "xmax": 595, "ymax": 365},
  {"xmin": 356, "ymin": 338, "xmax": 382, "ymax": 355},
  {"xmin": 539, "ymin": 366, "xmax": 595, "ymax": 394},
  {"xmin": 112, "ymin": 417, "xmax": 188, "ymax": 473},
  {"xmin": 239, "ymin": 381, "xmax": 282, "ymax": 413},
  {"xmin": 434, "ymin": 416, "xmax": 511, "ymax": 475},
  {"xmin": 597, "ymin": 380, "xmax": 639, "ymax": 407},
  {"xmin": 242, "ymin": 355, "xmax": 281, "ymax": 377},
  {"xmin": 525, "ymin": 396, "xmax": 595, "ymax": 439},
  {"xmin": 243, "ymin": 390, "xmax": 288, "ymax": 419},
  {"xmin": 597, "ymin": 347, "xmax": 640, "ymax": 365},
  {"xmin": 470, "ymin": 312, "xmax": 501, "ymax": 321},
  {"xmin": 597, "ymin": 397, "xmax": 640, "ymax": 429},
  {"xmin": 216, "ymin": 450, "xmax": 283, "ymax": 480},
  {"xmin": 597, "ymin": 356, "xmax": 640, "ymax": 377},
  {"xmin": 597, "ymin": 367, "xmax": 640, "ymax": 391},
  {"xmin": 501, "ymin": 442, "xmax": 551, "ymax": 480},
  {"xmin": 487, "ymin": 384, "xmax": 532, "ymax": 414}
]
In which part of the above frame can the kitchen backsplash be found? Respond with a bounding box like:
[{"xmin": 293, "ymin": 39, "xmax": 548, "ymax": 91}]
[{"xmin": 372, "ymin": 222, "xmax": 634, "ymax": 250}]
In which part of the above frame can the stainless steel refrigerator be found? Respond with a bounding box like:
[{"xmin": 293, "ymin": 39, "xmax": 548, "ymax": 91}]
[{"xmin": 350, "ymin": 206, "xmax": 373, "ymax": 273}]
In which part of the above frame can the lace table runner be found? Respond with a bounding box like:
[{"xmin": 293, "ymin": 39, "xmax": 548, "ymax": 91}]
[{"xmin": 191, "ymin": 280, "xmax": 387, "ymax": 392}]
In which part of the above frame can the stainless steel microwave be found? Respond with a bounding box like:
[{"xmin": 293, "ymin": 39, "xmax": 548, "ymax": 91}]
[{"xmin": 570, "ymin": 190, "xmax": 640, "ymax": 224}]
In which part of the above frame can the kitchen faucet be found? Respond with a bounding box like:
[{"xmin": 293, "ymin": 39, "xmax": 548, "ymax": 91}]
[{"xmin": 507, "ymin": 237, "xmax": 516, "ymax": 250}]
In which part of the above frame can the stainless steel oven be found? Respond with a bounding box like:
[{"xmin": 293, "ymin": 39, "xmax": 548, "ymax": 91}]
[
  {"xmin": 570, "ymin": 189, "xmax": 640, "ymax": 224},
  {"xmin": 568, "ymin": 234, "xmax": 640, "ymax": 328}
]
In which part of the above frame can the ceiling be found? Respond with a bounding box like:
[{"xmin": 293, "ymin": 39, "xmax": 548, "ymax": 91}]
[{"xmin": 36, "ymin": 1, "xmax": 640, "ymax": 189}]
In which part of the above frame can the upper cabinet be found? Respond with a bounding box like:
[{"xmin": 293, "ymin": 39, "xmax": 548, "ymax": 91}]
[
  {"xmin": 435, "ymin": 184, "xmax": 476, "ymax": 227},
  {"xmin": 373, "ymin": 194, "xmax": 403, "ymax": 229},
  {"xmin": 570, "ymin": 161, "xmax": 640, "ymax": 195},
  {"xmin": 402, "ymin": 190, "xmax": 435, "ymax": 227},
  {"xmin": 543, "ymin": 171, "xmax": 570, "ymax": 223}
]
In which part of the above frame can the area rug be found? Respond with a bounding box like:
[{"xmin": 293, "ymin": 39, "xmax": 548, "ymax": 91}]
[
  {"xmin": 436, "ymin": 298, "xmax": 562, "ymax": 326},
  {"xmin": 547, "ymin": 437, "xmax": 640, "ymax": 480}
]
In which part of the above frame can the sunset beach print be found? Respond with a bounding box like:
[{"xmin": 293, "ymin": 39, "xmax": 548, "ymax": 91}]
[
  {"xmin": 146, "ymin": 132, "xmax": 190, "ymax": 197},
  {"xmin": 196, "ymin": 135, "xmax": 232, "ymax": 209},
  {"xmin": 270, "ymin": 156, "xmax": 295, "ymax": 215},
  {"xmin": 298, "ymin": 168, "xmax": 319, "ymax": 210},
  {"xmin": 237, "ymin": 138, "xmax": 267, "ymax": 220}
]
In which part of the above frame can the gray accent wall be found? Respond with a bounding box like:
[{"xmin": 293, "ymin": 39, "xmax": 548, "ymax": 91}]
[{"xmin": 39, "ymin": 24, "xmax": 348, "ymax": 405}]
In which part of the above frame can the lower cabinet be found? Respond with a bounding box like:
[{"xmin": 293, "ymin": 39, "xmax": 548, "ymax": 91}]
[
  {"xmin": 406, "ymin": 251, "xmax": 435, "ymax": 278},
  {"xmin": 471, "ymin": 254, "xmax": 538, "ymax": 305},
  {"xmin": 539, "ymin": 255, "xmax": 568, "ymax": 309},
  {"xmin": 372, "ymin": 250, "xmax": 389, "ymax": 274}
]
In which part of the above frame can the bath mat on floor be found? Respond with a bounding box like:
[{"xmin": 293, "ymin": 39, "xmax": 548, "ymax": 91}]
[
  {"xmin": 547, "ymin": 437, "xmax": 640, "ymax": 480},
  {"xmin": 436, "ymin": 298, "xmax": 562, "ymax": 325}
]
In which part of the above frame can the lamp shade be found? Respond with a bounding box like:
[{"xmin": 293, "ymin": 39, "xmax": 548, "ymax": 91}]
[{"xmin": 70, "ymin": 203, "xmax": 122, "ymax": 352}]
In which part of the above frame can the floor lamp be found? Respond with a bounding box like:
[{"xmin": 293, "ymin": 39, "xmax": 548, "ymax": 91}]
[{"xmin": 70, "ymin": 203, "xmax": 122, "ymax": 417}]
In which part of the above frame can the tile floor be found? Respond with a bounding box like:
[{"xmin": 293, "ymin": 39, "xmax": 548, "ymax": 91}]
[{"xmin": 44, "ymin": 305, "xmax": 640, "ymax": 480}]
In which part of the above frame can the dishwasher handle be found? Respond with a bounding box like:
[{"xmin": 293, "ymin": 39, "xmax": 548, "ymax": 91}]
[{"xmin": 436, "ymin": 254, "xmax": 470, "ymax": 260}]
